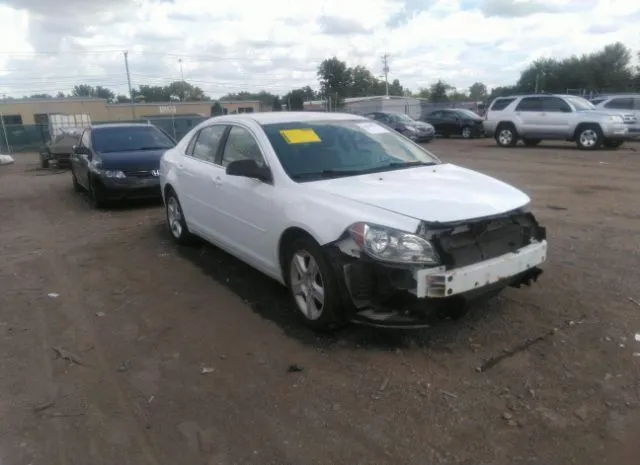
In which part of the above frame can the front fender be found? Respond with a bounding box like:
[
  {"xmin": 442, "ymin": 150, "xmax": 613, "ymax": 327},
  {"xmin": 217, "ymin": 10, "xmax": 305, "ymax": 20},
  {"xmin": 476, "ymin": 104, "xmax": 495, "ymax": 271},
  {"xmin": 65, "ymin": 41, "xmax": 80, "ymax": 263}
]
[{"xmin": 279, "ymin": 189, "xmax": 421, "ymax": 246}]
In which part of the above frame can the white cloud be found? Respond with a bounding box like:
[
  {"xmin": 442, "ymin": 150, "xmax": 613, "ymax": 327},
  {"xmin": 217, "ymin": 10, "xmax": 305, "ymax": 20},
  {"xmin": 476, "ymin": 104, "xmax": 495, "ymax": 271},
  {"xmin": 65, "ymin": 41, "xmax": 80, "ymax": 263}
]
[{"xmin": 0, "ymin": 0, "xmax": 639, "ymax": 98}]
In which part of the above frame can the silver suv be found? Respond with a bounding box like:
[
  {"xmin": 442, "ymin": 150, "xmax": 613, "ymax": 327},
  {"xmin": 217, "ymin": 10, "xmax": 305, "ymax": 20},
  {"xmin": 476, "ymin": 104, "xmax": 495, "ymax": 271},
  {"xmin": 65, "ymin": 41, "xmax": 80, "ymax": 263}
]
[
  {"xmin": 591, "ymin": 94, "xmax": 640, "ymax": 138},
  {"xmin": 483, "ymin": 94, "xmax": 632, "ymax": 150}
]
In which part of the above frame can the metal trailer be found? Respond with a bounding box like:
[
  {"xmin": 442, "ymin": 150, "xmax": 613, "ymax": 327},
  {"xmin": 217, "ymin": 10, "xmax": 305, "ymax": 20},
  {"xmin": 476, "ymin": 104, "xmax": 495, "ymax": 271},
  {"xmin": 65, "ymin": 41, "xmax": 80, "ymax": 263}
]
[{"xmin": 39, "ymin": 113, "xmax": 91, "ymax": 168}]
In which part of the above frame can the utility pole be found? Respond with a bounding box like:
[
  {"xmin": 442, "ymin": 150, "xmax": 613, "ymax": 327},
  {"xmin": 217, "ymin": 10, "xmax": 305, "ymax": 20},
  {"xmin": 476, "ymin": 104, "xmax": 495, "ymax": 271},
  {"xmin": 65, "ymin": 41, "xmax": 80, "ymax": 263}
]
[
  {"xmin": 382, "ymin": 54, "xmax": 390, "ymax": 97},
  {"xmin": 123, "ymin": 51, "xmax": 135, "ymax": 119},
  {"xmin": 178, "ymin": 58, "xmax": 185, "ymax": 81}
]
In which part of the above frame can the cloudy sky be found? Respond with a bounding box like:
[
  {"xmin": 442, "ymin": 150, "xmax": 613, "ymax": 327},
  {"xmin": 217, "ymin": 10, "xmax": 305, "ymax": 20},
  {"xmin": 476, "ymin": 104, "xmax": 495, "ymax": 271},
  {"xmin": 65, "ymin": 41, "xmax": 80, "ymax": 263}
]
[{"xmin": 0, "ymin": 0, "xmax": 639, "ymax": 99}]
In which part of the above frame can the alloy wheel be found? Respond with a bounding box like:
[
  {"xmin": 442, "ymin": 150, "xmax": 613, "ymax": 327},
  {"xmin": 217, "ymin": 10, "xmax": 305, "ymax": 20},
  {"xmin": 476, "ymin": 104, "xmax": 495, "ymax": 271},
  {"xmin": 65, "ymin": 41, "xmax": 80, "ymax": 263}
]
[
  {"xmin": 289, "ymin": 250, "xmax": 325, "ymax": 320},
  {"xmin": 167, "ymin": 196, "xmax": 183, "ymax": 239}
]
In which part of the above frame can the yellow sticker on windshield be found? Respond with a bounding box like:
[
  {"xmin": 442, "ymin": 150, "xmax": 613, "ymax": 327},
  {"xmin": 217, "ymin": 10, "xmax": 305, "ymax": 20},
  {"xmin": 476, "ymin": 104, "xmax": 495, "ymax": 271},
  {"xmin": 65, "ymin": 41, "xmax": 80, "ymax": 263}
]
[{"xmin": 280, "ymin": 129, "xmax": 321, "ymax": 144}]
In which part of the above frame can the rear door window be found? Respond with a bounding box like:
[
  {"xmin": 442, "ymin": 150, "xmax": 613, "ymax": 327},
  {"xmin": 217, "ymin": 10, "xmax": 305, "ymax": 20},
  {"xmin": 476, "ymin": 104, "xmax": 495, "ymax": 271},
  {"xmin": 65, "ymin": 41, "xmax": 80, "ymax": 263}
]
[
  {"xmin": 490, "ymin": 98, "xmax": 516, "ymax": 111},
  {"xmin": 540, "ymin": 97, "xmax": 571, "ymax": 113},
  {"xmin": 515, "ymin": 97, "xmax": 542, "ymax": 112}
]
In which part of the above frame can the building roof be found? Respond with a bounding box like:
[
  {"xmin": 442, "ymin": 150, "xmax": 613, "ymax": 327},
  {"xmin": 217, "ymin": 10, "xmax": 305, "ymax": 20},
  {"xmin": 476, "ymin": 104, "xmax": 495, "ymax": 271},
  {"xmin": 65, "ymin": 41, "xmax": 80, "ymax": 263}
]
[
  {"xmin": 304, "ymin": 95, "xmax": 425, "ymax": 106},
  {"xmin": 211, "ymin": 111, "xmax": 368, "ymax": 124},
  {"xmin": 105, "ymin": 100, "xmax": 261, "ymax": 107},
  {"xmin": 1, "ymin": 97, "xmax": 106, "ymax": 104}
]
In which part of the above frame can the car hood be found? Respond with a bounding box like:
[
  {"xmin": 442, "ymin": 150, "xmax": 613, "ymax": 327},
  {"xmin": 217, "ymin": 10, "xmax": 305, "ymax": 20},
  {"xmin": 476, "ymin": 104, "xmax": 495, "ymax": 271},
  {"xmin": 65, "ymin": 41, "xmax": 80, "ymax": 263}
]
[
  {"xmin": 407, "ymin": 121, "xmax": 434, "ymax": 131},
  {"xmin": 98, "ymin": 149, "xmax": 168, "ymax": 171},
  {"xmin": 304, "ymin": 163, "xmax": 531, "ymax": 224}
]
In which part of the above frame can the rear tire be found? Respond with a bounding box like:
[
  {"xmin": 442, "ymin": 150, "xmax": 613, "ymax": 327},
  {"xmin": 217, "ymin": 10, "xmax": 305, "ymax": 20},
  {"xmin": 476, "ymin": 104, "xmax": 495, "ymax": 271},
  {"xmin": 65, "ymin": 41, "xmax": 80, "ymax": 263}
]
[
  {"xmin": 522, "ymin": 138, "xmax": 541, "ymax": 147},
  {"xmin": 40, "ymin": 153, "xmax": 50, "ymax": 169},
  {"xmin": 603, "ymin": 139, "xmax": 624, "ymax": 149},
  {"xmin": 575, "ymin": 124, "xmax": 603, "ymax": 150},
  {"xmin": 165, "ymin": 189, "xmax": 194, "ymax": 245},
  {"xmin": 284, "ymin": 236, "xmax": 345, "ymax": 331},
  {"xmin": 495, "ymin": 124, "xmax": 518, "ymax": 147}
]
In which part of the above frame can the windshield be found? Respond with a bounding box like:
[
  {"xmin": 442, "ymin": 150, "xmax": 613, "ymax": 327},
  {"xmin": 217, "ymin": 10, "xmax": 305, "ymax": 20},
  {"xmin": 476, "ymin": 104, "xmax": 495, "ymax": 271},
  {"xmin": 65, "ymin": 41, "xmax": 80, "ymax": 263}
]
[
  {"xmin": 456, "ymin": 109, "xmax": 481, "ymax": 118},
  {"xmin": 566, "ymin": 96, "xmax": 596, "ymax": 111},
  {"xmin": 389, "ymin": 113, "xmax": 415, "ymax": 123},
  {"xmin": 93, "ymin": 126, "xmax": 176, "ymax": 153},
  {"xmin": 261, "ymin": 120, "xmax": 441, "ymax": 182}
]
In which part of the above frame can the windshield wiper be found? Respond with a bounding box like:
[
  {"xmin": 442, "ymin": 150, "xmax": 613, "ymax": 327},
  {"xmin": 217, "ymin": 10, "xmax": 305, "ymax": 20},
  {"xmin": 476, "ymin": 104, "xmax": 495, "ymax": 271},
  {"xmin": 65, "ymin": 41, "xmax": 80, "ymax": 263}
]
[
  {"xmin": 291, "ymin": 162, "xmax": 436, "ymax": 180},
  {"xmin": 133, "ymin": 146, "xmax": 172, "ymax": 151}
]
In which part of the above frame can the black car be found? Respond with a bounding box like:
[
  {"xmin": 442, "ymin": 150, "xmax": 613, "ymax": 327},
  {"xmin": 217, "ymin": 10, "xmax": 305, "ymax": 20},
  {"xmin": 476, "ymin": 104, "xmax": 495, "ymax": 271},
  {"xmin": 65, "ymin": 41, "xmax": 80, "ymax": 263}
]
[
  {"xmin": 70, "ymin": 123, "xmax": 176, "ymax": 208},
  {"xmin": 363, "ymin": 111, "xmax": 435, "ymax": 143},
  {"xmin": 422, "ymin": 108, "xmax": 485, "ymax": 139}
]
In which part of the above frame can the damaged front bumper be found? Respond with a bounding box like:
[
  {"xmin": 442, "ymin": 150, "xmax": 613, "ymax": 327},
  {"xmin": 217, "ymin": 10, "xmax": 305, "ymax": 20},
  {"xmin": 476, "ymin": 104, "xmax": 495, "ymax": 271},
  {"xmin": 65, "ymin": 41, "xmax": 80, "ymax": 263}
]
[
  {"xmin": 413, "ymin": 241, "xmax": 547, "ymax": 298},
  {"xmin": 330, "ymin": 211, "xmax": 548, "ymax": 328}
]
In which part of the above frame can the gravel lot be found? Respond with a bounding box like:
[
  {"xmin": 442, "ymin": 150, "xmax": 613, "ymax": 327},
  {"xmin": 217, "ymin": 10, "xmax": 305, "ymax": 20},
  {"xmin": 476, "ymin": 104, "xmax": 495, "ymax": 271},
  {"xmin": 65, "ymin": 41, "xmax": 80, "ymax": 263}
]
[{"xmin": 1, "ymin": 139, "xmax": 639, "ymax": 465}]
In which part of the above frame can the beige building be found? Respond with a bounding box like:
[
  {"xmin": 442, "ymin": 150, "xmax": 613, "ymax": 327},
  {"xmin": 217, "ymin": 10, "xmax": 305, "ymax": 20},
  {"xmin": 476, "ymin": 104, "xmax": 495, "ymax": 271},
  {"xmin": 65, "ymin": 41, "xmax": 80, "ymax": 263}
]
[{"xmin": 0, "ymin": 97, "xmax": 264, "ymax": 126}]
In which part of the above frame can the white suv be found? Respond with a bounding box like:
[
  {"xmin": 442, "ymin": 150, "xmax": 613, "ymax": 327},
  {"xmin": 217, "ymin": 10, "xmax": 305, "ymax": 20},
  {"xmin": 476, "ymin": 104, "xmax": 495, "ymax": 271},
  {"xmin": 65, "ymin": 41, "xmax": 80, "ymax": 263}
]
[{"xmin": 483, "ymin": 94, "xmax": 631, "ymax": 150}]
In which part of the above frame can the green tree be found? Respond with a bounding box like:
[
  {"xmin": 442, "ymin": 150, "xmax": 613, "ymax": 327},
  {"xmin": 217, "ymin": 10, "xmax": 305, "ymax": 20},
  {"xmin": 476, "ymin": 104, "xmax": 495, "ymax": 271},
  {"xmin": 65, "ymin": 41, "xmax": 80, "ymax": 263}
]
[
  {"xmin": 211, "ymin": 102, "xmax": 224, "ymax": 116},
  {"xmin": 416, "ymin": 87, "xmax": 430, "ymax": 99},
  {"xmin": 94, "ymin": 86, "xmax": 115, "ymax": 101},
  {"xmin": 317, "ymin": 57, "xmax": 352, "ymax": 108},
  {"xmin": 71, "ymin": 84, "xmax": 96, "ymax": 97},
  {"xmin": 272, "ymin": 96, "xmax": 282, "ymax": 111},
  {"xmin": 29, "ymin": 93, "xmax": 52, "ymax": 99},
  {"xmin": 428, "ymin": 80, "xmax": 452, "ymax": 102},
  {"xmin": 468, "ymin": 82, "xmax": 488, "ymax": 101},
  {"xmin": 55, "ymin": 92, "xmax": 65, "ymax": 98},
  {"xmin": 116, "ymin": 95, "xmax": 130, "ymax": 103}
]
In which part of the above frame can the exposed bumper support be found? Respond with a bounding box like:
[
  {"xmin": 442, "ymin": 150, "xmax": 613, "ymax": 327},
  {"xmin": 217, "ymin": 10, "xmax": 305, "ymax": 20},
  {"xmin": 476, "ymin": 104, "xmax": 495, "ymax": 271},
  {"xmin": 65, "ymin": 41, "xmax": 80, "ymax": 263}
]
[{"xmin": 412, "ymin": 241, "xmax": 547, "ymax": 298}]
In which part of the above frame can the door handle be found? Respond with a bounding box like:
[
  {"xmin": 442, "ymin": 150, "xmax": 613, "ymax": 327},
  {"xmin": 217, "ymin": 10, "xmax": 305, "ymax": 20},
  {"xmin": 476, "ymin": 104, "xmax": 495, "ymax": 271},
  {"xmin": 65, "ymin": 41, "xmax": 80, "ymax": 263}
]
[
  {"xmin": 212, "ymin": 176, "xmax": 223, "ymax": 185},
  {"xmin": 178, "ymin": 163, "xmax": 184, "ymax": 169}
]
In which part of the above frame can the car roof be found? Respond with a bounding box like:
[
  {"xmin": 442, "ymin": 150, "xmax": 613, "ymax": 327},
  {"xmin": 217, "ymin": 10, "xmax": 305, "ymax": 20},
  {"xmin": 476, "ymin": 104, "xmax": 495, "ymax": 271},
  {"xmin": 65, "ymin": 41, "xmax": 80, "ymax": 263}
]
[
  {"xmin": 91, "ymin": 123, "xmax": 154, "ymax": 130},
  {"xmin": 209, "ymin": 112, "xmax": 369, "ymax": 125}
]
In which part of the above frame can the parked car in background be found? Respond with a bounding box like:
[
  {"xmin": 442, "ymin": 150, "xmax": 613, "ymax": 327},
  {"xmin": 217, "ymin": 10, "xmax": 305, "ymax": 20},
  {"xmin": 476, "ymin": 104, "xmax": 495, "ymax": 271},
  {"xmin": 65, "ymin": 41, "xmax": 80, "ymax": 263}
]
[
  {"xmin": 591, "ymin": 94, "xmax": 640, "ymax": 138},
  {"xmin": 363, "ymin": 111, "xmax": 435, "ymax": 143},
  {"xmin": 160, "ymin": 112, "xmax": 547, "ymax": 330},
  {"xmin": 483, "ymin": 94, "xmax": 631, "ymax": 150},
  {"xmin": 70, "ymin": 123, "xmax": 176, "ymax": 208},
  {"xmin": 421, "ymin": 108, "xmax": 485, "ymax": 139}
]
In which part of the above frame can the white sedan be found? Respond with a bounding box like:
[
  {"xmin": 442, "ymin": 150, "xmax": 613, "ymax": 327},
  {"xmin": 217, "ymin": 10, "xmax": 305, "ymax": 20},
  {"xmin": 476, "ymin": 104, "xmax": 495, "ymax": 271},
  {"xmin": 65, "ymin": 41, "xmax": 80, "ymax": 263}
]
[{"xmin": 160, "ymin": 112, "xmax": 547, "ymax": 330}]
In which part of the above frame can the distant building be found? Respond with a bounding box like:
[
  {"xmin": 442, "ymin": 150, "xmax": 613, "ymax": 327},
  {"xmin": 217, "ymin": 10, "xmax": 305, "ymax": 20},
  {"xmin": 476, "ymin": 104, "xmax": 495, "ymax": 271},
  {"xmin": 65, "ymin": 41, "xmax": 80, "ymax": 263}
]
[
  {"xmin": 0, "ymin": 97, "xmax": 264, "ymax": 126},
  {"xmin": 303, "ymin": 95, "xmax": 427, "ymax": 118}
]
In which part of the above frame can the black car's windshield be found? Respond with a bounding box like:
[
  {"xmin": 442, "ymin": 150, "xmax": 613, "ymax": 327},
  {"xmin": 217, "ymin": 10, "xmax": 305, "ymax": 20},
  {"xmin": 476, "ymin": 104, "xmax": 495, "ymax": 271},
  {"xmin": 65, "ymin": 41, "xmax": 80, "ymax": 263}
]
[
  {"xmin": 261, "ymin": 120, "xmax": 441, "ymax": 182},
  {"xmin": 388, "ymin": 112, "xmax": 415, "ymax": 123},
  {"xmin": 566, "ymin": 96, "xmax": 596, "ymax": 111},
  {"xmin": 456, "ymin": 109, "xmax": 481, "ymax": 119},
  {"xmin": 93, "ymin": 126, "xmax": 175, "ymax": 153}
]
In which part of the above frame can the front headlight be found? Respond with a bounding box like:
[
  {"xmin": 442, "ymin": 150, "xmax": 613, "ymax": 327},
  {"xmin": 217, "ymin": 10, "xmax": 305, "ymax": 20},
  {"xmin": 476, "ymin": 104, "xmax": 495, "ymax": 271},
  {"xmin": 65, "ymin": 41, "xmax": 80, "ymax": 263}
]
[
  {"xmin": 99, "ymin": 169, "xmax": 126, "ymax": 179},
  {"xmin": 404, "ymin": 126, "xmax": 418, "ymax": 133},
  {"xmin": 609, "ymin": 115, "xmax": 624, "ymax": 123},
  {"xmin": 348, "ymin": 222, "xmax": 439, "ymax": 265}
]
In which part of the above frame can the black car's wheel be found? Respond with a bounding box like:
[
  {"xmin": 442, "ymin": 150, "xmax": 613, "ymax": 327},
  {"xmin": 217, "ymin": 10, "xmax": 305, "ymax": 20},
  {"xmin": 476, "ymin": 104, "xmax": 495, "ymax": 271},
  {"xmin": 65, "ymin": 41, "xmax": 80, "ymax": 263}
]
[
  {"xmin": 71, "ymin": 167, "xmax": 82, "ymax": 192},
  {"xmin": 603, "ymin": 139, "xmax": 624, "ymax": 149},
  {"xmin": 87, "ymin": 176, "xmax": 105, "ymax": 209},
  {"xmin": 495, "ymin": 123, "xmax": 518, "ymax": 147},
  {"xmin": 575, "ymin": 124, "xmax": 603, "ymax": 150},
  {"xmin": 522, "ymin": 138, "xmax": 541, "ymax": 147},
  {"xmin": 284, "ymin": 235, "xmax": 344, "ymax": 331},
  {"xmin": 40, "ymin": 152, "xmax": 50, "ymax": 169},
  {"xmin": 165, "ymin": 189, "xmax": 194, "ymax": 245},
  {"xmin": 461, "ymin": 126, "xmax": 473, "ymax": 139}
]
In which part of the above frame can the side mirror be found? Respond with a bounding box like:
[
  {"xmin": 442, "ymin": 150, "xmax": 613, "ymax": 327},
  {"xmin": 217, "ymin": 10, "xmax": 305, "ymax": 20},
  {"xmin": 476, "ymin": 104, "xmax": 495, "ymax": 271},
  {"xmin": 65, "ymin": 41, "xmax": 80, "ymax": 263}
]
[{"xmin": 226, "ymin": 159, "xmax": 272, "ymax": 183}]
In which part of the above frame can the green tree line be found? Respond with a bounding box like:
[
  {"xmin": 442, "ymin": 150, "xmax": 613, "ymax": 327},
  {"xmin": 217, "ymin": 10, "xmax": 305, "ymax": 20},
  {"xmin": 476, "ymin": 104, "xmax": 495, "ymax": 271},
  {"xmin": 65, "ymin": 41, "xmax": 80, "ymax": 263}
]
[{"xmin": 8, "ymin": 42, "xmax": 640, "ymax": 109}]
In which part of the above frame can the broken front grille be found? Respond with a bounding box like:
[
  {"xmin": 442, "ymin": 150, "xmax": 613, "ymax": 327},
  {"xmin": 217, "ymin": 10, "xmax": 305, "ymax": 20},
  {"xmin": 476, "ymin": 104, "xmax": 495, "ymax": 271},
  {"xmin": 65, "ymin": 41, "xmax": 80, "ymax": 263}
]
[{"xmin": 428, "ymin": 212, "xmax": 545, "ymax": 269}]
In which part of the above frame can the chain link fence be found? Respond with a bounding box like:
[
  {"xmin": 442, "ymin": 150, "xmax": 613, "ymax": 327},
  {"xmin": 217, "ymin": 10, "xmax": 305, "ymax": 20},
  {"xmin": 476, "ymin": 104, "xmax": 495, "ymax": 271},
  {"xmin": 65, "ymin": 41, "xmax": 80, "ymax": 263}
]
[{"xmin": 0, "ymin": 115, "xmax": 208, "ymax": 153}]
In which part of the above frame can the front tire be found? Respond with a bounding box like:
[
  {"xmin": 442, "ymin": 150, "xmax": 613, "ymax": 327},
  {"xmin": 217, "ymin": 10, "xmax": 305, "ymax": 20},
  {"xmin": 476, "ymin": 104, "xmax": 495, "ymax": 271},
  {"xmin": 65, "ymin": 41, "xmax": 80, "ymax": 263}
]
[
  {"xmin": 576, "ymin": 124, "xmax": 603, "ymax": 150},
  {"xmin": 71, "ymin": 167, "xmax": 82, "ymax": 192},
  {"xmin": 284, "ymin": 236, "xmax": 344, "ymax": 331},
  {"xmin": 495, "ymin": 124, "xmax": 518, "ymax": 147},
  {"xmin": 165, "ymin": 190, "xmax": 194, "ymax": 245},
  {"xmin": 461, "ymin": 126, "xmax": 473, "ymax": 139},
  {"xmin": 87, "ymin": 176, "xmax": 105, "ymax": 209}
]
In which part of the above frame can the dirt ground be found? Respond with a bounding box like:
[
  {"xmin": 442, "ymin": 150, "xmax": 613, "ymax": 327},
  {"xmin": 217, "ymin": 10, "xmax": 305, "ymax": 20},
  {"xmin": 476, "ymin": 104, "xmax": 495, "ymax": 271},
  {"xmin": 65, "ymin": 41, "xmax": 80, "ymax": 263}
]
[{"xmin": 1, "ymin": 139, "xmax": 640, "ymax": 465}]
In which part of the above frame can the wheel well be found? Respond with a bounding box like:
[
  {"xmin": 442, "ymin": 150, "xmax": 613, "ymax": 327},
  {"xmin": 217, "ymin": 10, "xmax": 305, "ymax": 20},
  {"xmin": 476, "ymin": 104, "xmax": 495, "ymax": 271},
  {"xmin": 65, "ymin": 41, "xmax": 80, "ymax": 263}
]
[
  {"xmin": 494, "ymin": 121, "xmax": 515, "ymax": 136},
  {"xmin": 278, "ymin": 227, "xmax": 316, "ymax": 276},
  {"xmin": 573, "ymin": 122, "xmax": 600, "ymax": 139},
  {"xmin": 164, "ymin": 183, "xmax": 174, "ymax": 199}
]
